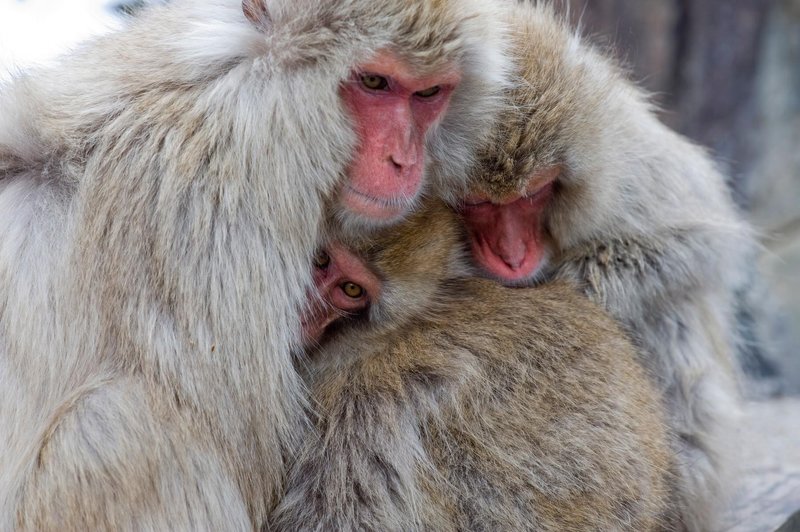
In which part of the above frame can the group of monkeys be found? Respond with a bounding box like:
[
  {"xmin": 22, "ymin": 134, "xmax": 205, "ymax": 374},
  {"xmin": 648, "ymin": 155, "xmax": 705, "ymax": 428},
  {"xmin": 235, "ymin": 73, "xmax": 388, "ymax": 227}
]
[{"xmin": 0, "ymin": 0, "xmax": 754, "ymax": 530}]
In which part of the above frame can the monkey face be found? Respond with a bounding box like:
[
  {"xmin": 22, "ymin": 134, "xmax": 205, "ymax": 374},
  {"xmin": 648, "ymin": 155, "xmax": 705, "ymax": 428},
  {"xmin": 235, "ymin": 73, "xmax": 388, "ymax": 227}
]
[
  {"xmin": 459, "ymin": 167, "xmax": 559, "ymax": 284},
  {"xmin": 302, "ymin": 244, "xmax": 378, "ymax": 345},
  {"xmin": 302, "ymin": 201, "xmax": 465, "ymax": 346},
  {"xmin": 337, "ymin": 50, "xmax": 462, "ymax": 226}
]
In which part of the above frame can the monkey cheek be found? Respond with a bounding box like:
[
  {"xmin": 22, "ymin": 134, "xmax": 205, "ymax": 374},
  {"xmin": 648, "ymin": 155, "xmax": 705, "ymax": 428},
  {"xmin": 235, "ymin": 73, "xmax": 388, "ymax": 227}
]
[{"xmin": 300, "ymin": 307, "xmax": 331, "ymax": 346}]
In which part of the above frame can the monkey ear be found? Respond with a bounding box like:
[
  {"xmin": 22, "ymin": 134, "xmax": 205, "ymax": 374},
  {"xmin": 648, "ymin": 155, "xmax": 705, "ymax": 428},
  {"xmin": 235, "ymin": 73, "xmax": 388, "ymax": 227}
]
[{"xmin": 242, "ymin": 0, "xmax": 272, "ymax": 30}]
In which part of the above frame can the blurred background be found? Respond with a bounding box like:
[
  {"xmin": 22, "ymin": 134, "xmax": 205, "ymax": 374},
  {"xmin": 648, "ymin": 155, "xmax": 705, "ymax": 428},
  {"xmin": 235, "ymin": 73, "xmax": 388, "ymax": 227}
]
[
  {"xmin": 566, "ymin": 4, "xmax": 800, "ymax": 526},
  {"xmin": 563, "ymin": 0, "xmax": 800, "ymax": 394},
  {"xmin": 0, "ymin": 0, "xmax": 797, "ymax": 389}
]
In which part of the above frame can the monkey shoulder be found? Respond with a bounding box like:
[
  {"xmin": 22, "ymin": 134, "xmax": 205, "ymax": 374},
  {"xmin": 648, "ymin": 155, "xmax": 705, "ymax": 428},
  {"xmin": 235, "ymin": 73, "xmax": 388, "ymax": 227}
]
[{"xmin": 557, "ymin": 228, "xmax": 738, "ymax": 285}]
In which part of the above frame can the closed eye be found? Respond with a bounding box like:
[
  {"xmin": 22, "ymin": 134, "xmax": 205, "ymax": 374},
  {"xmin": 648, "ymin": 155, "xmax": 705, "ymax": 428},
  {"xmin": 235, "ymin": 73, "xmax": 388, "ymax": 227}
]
[
  {"xmin": 414, "ymin": 86, "xmax": 441, "ymax": 98},
  {"xmin": 462, "ymin": 198, "xmax": 492, "ymax": 208}
]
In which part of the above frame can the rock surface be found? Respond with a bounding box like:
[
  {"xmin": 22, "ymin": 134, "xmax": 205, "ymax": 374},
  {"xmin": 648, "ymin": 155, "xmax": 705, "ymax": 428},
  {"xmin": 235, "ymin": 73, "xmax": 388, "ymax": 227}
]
[{"xmin": 723, "ymin": 398, "xmax": 800, "ymax": 532}]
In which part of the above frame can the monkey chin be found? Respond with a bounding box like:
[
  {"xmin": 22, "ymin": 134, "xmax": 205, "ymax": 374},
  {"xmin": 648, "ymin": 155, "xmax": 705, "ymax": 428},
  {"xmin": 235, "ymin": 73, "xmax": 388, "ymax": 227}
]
[
  {"xmin": 336, "ymin": 185, "xmax": 420, "ymax": 234},
  {"xmin": 469, "ymin": 236, "xmax": 550, "ymax": 288},
  {"xmin": 479, "ymin": 250, "xmax": 551, "ymax": 288}
]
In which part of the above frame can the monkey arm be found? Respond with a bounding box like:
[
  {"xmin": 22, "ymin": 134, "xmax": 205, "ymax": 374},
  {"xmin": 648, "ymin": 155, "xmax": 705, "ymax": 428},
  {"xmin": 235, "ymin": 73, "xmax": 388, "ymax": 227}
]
[
  {"xmin": 549, "ymin": 228, "xmax": 737, "ymax": 325},
  {"xmin": 14, "ymin": 377, "xmax": 252, "ymax": 531}
]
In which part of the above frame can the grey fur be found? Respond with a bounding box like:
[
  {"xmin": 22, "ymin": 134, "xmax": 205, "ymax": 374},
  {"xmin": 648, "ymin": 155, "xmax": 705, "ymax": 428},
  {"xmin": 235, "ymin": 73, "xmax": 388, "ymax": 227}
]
[{"xmin": 0, "ymin": 0, "xmax": 510, "ymax": 528}]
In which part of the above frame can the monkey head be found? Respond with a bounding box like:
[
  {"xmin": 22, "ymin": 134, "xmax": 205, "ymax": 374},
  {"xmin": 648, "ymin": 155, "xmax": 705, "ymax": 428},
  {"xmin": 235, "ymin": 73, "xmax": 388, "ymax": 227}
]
[
  {"xmin": 302, "ymin": 202, "xmax": 467, "ymax": 345},
  {"xmin": 456, "ymin": 76, "xmax": 569, "ymax": 285},
  {"xmin": 243, "ymin": 0, "xmax": 510, "ymax": 231},
  {"xmin": 455, "ymin": 4, "xmax": 615, "ymax": 285}
]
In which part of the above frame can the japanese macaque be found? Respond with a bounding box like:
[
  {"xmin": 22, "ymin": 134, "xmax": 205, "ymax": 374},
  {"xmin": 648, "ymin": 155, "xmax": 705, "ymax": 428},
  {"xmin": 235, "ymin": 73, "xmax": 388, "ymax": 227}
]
[
  {"xmin": 0, "ymin": 0, "xmax": 509, "ymax": 528},
  {"xmin": 276, "ymin": 202, "xmax": 678, "ymax": 531},
  {"xmin": 457, "ymin": 4, "xmax": 750, "ymax": 529}
]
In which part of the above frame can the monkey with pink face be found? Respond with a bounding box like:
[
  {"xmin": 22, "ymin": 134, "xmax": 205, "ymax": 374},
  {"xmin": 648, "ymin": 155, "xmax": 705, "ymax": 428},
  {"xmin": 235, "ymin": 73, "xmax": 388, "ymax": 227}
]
[
  {"xmin": 0, "ymin": 0, "xmax": 509, "ymax": 528},
  {"xmin": 455, "ymin": 4, "xmax": 750, "ymax": 530}
]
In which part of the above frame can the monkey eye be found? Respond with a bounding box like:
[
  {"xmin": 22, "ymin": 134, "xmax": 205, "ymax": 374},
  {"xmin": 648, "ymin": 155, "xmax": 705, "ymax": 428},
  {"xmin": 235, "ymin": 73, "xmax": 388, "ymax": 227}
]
[
  {"xmin": 360, "ymin": 74, "xmax": 389, "ymax": 91},
  {"xmin": 313, "ymin": 250, "xmax": 331, "ymax": 269},
  {"xmin": 415, "ymin": 86, "xmax": 441, "ymax": 98},
  {"xmin": 341, "ymin": 282, "xmax": 365, "ymax": 299}
]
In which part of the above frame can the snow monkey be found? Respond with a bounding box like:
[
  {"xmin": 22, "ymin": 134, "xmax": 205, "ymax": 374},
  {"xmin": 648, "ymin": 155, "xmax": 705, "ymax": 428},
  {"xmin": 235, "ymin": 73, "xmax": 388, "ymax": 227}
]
[
  {"xmin": 278, "ymin": 201, "xmax": 678, "ymax": 531},
  {"xmin": 458, "ymin": 3, "xmax": 751, "ymax": 529},
  {"xmin": 0, "ymin": 0, "xmax": 510, "ymax": 528}
]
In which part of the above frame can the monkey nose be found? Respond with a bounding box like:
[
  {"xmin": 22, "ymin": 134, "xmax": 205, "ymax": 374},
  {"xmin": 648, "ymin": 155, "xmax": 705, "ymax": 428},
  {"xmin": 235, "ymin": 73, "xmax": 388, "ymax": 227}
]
[
  {"xmin": 389, "ymin": 154, "xmax": 418, "ymax": 179},
  {"xmin": 389, "ymin": 139, "xmax": 419, "ymax": 173}
]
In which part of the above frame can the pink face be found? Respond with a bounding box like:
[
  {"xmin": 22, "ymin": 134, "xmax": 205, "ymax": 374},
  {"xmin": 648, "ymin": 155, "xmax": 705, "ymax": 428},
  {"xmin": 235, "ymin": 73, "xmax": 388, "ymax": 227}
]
[
  {"xmin": 459, "ymin": 167, "xmax": 560, "ymax": 284},
  {"xmin": 340, "ymin": 51, "xmax": 461, "ymax": 223},
  {"xmin": 301, "ymin": 242, "xmax": 380, "ymax": 345}
]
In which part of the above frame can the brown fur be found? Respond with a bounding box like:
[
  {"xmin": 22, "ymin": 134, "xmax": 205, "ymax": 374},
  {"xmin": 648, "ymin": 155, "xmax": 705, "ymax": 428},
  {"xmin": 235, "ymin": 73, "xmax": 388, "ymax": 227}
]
[
  {"xmin": 465, "ymin": 4, "xmax": 751, "ymax": 529},
  {"xmin": 271, "ymin": 203, "xmax": 677, "ymax": 531}
]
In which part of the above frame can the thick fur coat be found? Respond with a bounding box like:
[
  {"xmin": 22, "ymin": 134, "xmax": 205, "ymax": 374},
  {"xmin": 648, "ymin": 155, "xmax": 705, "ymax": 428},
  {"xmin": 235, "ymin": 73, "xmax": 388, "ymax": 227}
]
[
  {"xmin": 468, "ymin": 4, "xmax": 751, "ymax": 529},
  {"xmin": 0, "ymin": 0, "xmax": 509, "ymax": 528}
]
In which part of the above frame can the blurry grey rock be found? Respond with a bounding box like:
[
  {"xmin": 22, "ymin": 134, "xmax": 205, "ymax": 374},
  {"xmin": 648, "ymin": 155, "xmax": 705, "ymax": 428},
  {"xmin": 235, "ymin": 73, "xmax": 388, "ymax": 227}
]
[
  {"xmin": 757, "ymin": 237, "xmax": 800, "ymax": 394},
  {"xmin": 775, "ymin": 508, "xmax": 800, "ymax": 532},
  {"xmin": 722, "ymin": 398, "xmax": 800, "ymax": 532},
  {"xmin": 748, "ymin": 0, "xmax": 800, "ymax": 232},
  {"xmin": 747, "ymin": 0, "xmax": 800, "ymax": 393}
]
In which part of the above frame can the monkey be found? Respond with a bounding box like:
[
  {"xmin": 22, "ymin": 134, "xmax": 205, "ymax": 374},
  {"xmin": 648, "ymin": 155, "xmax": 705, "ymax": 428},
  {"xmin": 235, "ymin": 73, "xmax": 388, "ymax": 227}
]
[
  {"xmin": 0, "ymin": 0, "xmax": 510, "ymax": 528},
  {"xmin": 455, "ymin": 4, "xmax": 752, "ymax": 529},
  {"xmin": 272, "ymin": 201, "xmax": 678, "ymax": 531}
]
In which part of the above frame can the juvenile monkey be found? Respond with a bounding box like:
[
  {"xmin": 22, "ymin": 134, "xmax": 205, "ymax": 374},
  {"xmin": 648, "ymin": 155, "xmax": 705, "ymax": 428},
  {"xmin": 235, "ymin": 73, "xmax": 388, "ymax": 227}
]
[
  {"xmin": 275, "ymin": 202, "xmax": 677, "ymax": 531},
  {"xmin": 0, "ymin": 0, "xmax": 509, "ymax": 528},
  {"xmin": 457, "ymin": 4, "xmax": 750, "ymax": 529}
]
